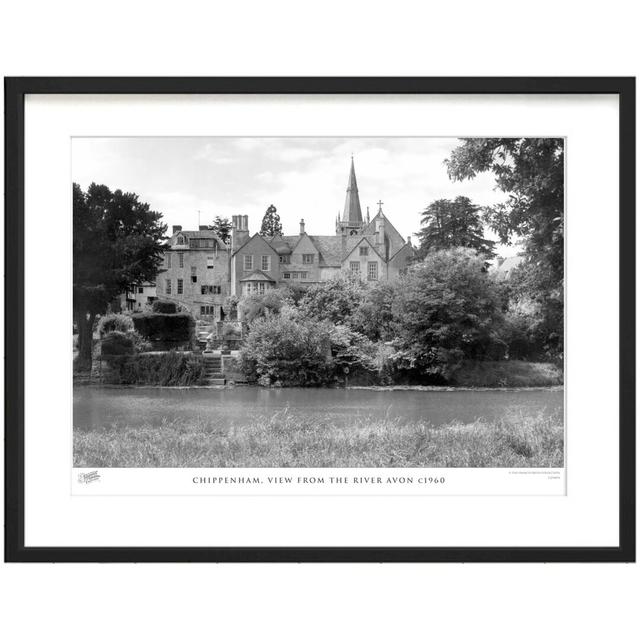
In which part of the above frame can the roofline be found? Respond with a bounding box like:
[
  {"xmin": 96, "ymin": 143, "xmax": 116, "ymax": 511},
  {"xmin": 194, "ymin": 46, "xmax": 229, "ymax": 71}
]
[{"xmin": 231, "ymin": 232, "xmax": 280, "ymax": 257}]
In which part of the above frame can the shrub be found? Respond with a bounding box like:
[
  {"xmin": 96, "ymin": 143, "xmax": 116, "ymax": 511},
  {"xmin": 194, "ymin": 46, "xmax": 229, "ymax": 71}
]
[
  {"xmin": 101, "ymin": 331, "xmax": 136, "ymax": 356},
  {"xmin": 132, "ymin": 311, "xmax": 195, "ymax": 346},
  {"xmin": 298, "ymin": 275, "xmax": 366, "ymax": 325},
  {"xmin": 240, "ymin": 308, "xmax": 377, "ymax": 387},
  {"xmin": 239, "ymin": 310, "xmax": 334, "ymax": 386},
  {"xmin": 103, "ymin": 351, "xmax": 207, "ymax": 385},
  {"xmin": 97, "ymin": 313, "xmax": 135, "ymax": 337},
  {"xmin": 151, "ymin": 300, "xmax": 178, "ymax": 314},
  {"xmin": 239, "ymin": 288, "xmax": 292, "ymax": 323}
]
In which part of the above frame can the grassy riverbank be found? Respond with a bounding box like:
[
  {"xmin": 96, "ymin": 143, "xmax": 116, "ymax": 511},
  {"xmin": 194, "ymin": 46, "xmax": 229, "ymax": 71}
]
[{"xmin": 74, "ymin": 408, "xmax": 563, "ymax": 468}]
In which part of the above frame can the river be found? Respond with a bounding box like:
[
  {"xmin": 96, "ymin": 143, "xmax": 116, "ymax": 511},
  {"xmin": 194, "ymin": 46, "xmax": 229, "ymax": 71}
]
[{"xmin": 74, "ymin": 386, "xmax": 563, "ymax": 430}]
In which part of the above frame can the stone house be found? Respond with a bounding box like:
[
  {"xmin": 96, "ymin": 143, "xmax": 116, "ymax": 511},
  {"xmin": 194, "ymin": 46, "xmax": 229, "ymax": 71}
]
[{"xmin": 157, "ymin": 227, "xmax": 230, "ymax": 321}]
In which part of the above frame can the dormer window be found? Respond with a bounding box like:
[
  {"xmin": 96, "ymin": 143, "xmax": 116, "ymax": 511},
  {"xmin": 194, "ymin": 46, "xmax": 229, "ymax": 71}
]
[{"xmin": 176, "ymin": 235, "xmax": 185, "ymax": 245}]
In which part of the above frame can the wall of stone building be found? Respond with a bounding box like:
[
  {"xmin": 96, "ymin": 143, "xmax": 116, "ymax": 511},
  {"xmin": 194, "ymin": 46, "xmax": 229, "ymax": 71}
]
[
  {"xmin": 231, "ymin": 235, "xmax": 280, "ymax": 295},
  {"xmin": 159, "ymin": 247, "xmax": 230, "ymax": 319},
  {"xmin": 341, "ymin": 241, "xmax": 387, "ymax": 283},
  {"xmin": 287, "ymin": 234, "xmax": 321, "ymax": 283}
]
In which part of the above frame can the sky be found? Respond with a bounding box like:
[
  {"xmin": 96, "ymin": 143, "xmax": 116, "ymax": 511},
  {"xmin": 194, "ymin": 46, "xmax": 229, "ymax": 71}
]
[{"xmin": 72, "ymin": 137, "xmax": 517, "ymax": 255}]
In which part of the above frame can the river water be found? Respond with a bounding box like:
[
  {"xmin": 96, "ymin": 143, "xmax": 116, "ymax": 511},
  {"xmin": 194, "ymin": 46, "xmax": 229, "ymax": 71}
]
[{"xmin": 74, "ymin": 386, "xmax": 563, "ymax": 430}]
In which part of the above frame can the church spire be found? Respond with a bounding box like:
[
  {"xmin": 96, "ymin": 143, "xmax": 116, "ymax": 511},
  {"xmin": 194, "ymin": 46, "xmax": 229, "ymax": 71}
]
[{"xmin": 342, "ymin": 156, "xmax": 363, "ymax": 223}]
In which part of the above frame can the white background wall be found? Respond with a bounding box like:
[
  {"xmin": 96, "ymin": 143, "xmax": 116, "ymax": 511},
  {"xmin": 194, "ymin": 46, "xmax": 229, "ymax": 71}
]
[{"xmin": 1, "ymin": 1, "xmax": 638, "ymax": 638}]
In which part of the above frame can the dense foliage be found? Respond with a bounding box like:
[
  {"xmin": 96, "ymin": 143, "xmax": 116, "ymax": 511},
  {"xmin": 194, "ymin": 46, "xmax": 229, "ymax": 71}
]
[
  {"xmin": 416, "ymin": 196, "xmax": 496, "ymax": 263},
  {"xmin": 239, "ymin": 307, "xmax": 377, "ymax": 387},
  {"xmin": 97, "ymin": 313, "xmax": 135, "ymax": 336},
  {"xmin": 73, "ymin": 182, "xmax": 166, "ymax": 369},
  {"xmin": 151, "ymin": 300, "xmax": 178, "ymax": 314},
  {"xmin": 392, "ymin": 248, "xmax": 505, "ymax": 379},
  {"xmin": 103, "ymin": 352, "xmax": 207, "ymax": 386},
  {"xmin": 131, "ymin": 311, "xmax": 195, "ymax": 347},
  {"xmin": 446, "ymin": 138, "xmax": 564, "ymax": 358}
]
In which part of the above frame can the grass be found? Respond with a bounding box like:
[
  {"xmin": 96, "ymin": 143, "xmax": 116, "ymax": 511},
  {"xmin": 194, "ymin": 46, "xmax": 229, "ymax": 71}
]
[
  {"xmin": 74, "ymin": 408, "xmax": 563, "ymax": 468},
  {"xmin": 450, "ymin": 360, "xmax": 563, "ymax": 388}
]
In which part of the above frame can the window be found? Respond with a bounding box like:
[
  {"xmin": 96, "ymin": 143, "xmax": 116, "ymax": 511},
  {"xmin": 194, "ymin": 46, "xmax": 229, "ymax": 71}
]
[
  {"xmin": 283, "ymin": 272, "xmax": 291, "ymax": 279},
  {"xmin": 201, "ymin": 285, "xmax": 222, "ymax": 295},
  {"xmin": 302, "ymin": 254, "xmax": 314, "ymax": 264},
  {"xmin": 292, "ymin": 272, "xmax": 299, "ymax": 279},
  {"xmin": 279, "ymin": 255, "xmax": 290, "ymax": 264},
  {"xmin": 359, "ymin": 246, "xmax": 368, "ymax": 256},
  {"xmin": 166, "ymin": 253, "xmax": 172, "ymax": 268},
  {"xmin": 301, "ymin": 272, "xmax": 308, "ymax": 279},
  {"xmin": 177, "ymin": 278, "xmax": 183, "ymax": 294},
  {"xmin": 244, "ymin": 255, "xmax": 253, "ymax": 271},
  {"xmin": 261, "ymin": 255, "xmax": 271, "ymax": 271},
  {"xmin": 176, "ymin": 235, "xmax": 185, "ymax": 245},
  {"xmin": 191, "ymin": 266, "xmax": 197, "ymax": 283},
  {"xmin": 138, "ymin": 287, "xmax": 144, "ymax": 294},
  {"xmin": 367, "ymin": 262, "xmax": 378, "ymax": 281},
  {"xmin": 350, "ymin": 261, "xmax": 360, "ymax": 273},
  {"xmin": 200, "ymin": 305, "xmax": 215, "ymax": 316},
  {"xmin": 207, "ymin": 256, "xmax": 214, "ymax": 269},
  {"xmin": 190, "ymin": 238, "xmax": 215, "ymax": 249},
  {"xmin": 259, "ymin": 282, "xmax": 265, "ymax": 293},
  {"xmin": 178, "ymin": 252, "xmax": 184, "ymax": 268},
  {"xmin": 165, "ymin": 279, "xmax": 172, "ymax": 294}
]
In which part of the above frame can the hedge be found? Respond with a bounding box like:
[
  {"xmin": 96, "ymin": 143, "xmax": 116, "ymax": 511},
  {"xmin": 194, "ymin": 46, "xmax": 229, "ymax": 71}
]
[
  {"xmin": 151, "ymin": 300, "xmax": 178, "ymax": 314},
  {"xmin": 131, "ymin": 312, "xmax": 195, "ymax": 346},
  {"xmin": 101, "ymin": 331, "xmax": 136, "ymax": 356},
  {"xmin": 102, "ymin": 351, "xmax": 207, "ymax": 385}
]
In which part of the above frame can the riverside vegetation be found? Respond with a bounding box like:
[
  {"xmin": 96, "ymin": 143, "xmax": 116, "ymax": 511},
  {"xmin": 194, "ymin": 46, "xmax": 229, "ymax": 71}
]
[{"xmin": 74, "ymin": 407, "xmax": 563, "ymax": 468}]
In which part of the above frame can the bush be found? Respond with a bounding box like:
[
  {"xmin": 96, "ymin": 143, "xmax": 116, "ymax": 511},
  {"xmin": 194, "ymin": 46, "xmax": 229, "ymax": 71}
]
[
  {"xmin": 298, "ymin": 275, "xmax": 366, "ymax": 325},
  {"xmin": 97, "ymin": 313, "xmax": 135, "ymax": 337},
  {"xmin": 132, "ymin": 311, "xmax": 195, "ymax": 346},
  {"xmin": 101, "ymin": 331, "xmax": 136, "ymax": 356},
  {"xmin": 103, "ymin": 351, "xmax": 207, "ymax": 385},
  {"xmin": 239, "ymin": 308, "xmax": 377, "ymax": 387},
  {"xmin": 151, "ymin": 300, "xmax": 178, "ymax": 314}
]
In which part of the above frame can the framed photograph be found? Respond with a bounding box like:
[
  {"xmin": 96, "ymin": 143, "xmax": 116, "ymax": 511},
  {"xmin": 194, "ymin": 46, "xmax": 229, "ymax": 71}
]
[{"xmin": 4, "ymin": 77, "xmax": 635, "ymax": 562}]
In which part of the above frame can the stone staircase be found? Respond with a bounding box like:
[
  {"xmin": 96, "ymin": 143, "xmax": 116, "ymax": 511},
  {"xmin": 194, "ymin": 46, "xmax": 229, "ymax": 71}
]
[{"xmin": 203, "ymin": 353, "xmax": 225, "ymax": 386}]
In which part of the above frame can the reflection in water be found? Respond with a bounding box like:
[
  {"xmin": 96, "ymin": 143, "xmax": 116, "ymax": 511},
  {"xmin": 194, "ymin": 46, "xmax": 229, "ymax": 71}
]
[{"xmin": 74, "ymin": 386, "xmax": 563, "ymax": 431}]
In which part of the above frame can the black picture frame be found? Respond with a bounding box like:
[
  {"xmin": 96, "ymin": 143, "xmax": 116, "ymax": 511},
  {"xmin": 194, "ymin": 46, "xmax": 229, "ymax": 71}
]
[{"xmin": 4, "ymin": 77, "xmax": 635, "ymax": 563}]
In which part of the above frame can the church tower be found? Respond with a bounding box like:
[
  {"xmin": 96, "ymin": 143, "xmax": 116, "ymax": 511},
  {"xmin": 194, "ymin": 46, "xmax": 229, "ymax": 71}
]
[{"xmin": 336, "ymin": 157, "xmax": 365, "ymax": 236}]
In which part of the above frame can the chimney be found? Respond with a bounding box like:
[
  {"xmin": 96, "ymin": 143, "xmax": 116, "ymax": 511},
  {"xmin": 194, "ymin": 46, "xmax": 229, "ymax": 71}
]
[
  {"xmin": 199, "ymin": 225, "xmax": 209, "ymax": 231},
  {"xmin": 299, "ymin": 218, "xmax": 306, "ymax": 235},
  {"xmin": 172, "ymin": 225, "xmax": 182, "ymax": 235},
  {"xmin": 406, "ymin": 236, "xmax": 412, "ymax": 246},
  {"xmin": 376, "ymin": 217, "xmax": 387, "ymax": 259},
  {"xmin": 231, "ymin": 215, "xmax": 250, "ymax": 250}
]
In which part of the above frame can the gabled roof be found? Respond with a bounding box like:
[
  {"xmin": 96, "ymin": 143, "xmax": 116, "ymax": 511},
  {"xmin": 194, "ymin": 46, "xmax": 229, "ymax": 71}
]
[
  {"xmin": 340, "ymin": 235, "xmax": 386, "ymax": 262},
  {"xmin": 239, "ymin": 270, "xmax": 275, "ymax": 283},
  {"xmin": 360, "ymin": 211, "xmax": 407, "ymax": 257},
  {"xmin": 305, "ymin": 235, "xmax": 353, "ymax": 266},
  {"xmin": 231, "ymin": 233, "xmax": 280, "ymax": 257}
]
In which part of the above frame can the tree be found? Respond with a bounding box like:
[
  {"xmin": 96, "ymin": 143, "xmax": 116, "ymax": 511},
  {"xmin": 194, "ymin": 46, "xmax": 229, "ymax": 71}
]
[
  {"xmin": 210, "ymin": 216, "xmax": 232, "ymax": 243},
  {"xmin": 446, "ymin": 138, "xmax": 564, "ymax": 356},
  {"xmin": 393, "ymin": 248, "xmax": 504, "ymax": 379},
  {"xmin": 416, "ymin": 196, "xmax": 496, "ymax": 262},
  {"xmin": 73, "ymin": 183, "xmax": 166, "ymax": 370},
  {"xmin": 259, "ymin": 204, "xmax": 283, "ymax": 237}
]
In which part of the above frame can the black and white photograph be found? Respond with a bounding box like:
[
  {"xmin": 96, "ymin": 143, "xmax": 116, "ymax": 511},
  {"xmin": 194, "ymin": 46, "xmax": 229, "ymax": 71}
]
[{"xmin": 72, "ymin": 136, "xmax": 564, "ymax": 471}]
